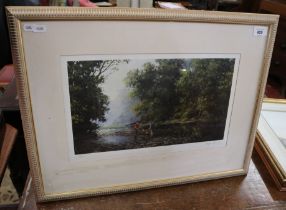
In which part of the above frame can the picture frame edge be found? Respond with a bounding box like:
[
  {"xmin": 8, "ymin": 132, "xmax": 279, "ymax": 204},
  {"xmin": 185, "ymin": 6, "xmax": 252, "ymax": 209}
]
[
  {"xmin": 38, "ymin": 168, "xmax": 246, "ymax": 202},
  {"xmin": 6, "ymin": 7, "xmax": 47, "ymax": 201},
  {"xmin": 5, "ymin": 6, "xmax": 279, "ymax": 201},
  {"xmin": 263, "ymin": 98, "xmax": 286, "ymax": 104},
  {"xmin": 6, "ymin": 6, "xmax": 279, "ymax": 24},
  {"xmin": 242, "ymin": 17, "xmax": 278, "ymax": 175},
  {"xmin": 255, "ymin": 132, "xmax": 286, "ymax": 191}
]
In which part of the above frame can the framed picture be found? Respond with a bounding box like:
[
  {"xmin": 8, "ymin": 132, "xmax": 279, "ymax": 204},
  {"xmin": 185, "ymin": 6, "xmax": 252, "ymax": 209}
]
[
  {"xmin": 256, "ymin": 98, "xmax": 286, "ymax": 191},
  {"xmin": 6, "ymin": 7, "xmax": 278, "ymax": 201}
]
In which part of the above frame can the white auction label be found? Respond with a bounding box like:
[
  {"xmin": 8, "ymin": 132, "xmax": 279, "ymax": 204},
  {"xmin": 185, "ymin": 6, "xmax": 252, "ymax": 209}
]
[
  {"xmin": 23, "ymin": 24, "xmax": 34, "ymax": 32},
  {"xmin": 253, "ymin": 26, "xmax": 268, "ymax": 37},
  {"xmin": 23, "ymin": 24, "xmax": 47, "ymax": 33}
]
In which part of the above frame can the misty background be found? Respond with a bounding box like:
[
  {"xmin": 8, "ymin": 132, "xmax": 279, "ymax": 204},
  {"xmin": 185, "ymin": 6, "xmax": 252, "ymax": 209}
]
[{"xmin": 100, "ymin": 59, "xmax": 153, "ymax": 127}]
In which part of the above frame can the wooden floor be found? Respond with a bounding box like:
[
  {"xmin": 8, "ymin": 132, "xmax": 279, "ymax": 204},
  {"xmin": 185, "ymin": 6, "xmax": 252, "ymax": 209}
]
[{"xmin": 18, "ymin": 150, "xmax": 286, "ymax": 210}]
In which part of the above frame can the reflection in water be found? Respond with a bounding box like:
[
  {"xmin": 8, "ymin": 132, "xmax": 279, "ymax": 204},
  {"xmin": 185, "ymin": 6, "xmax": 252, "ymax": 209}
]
[
  {"xmin": 98, "ymin": 135, "xmax": 130, "ymax": 144},
  {"xmin": 74, "ymin": 122, "xmax": 226, "ymax": 154}
]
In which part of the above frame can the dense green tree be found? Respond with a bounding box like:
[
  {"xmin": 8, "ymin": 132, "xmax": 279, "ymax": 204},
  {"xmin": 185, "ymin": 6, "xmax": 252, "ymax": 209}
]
[
  {"xmin": 68, "ymin": 60, "xmax": 123, "ymax": 135},
  {"xmin": 125, "ymin": 58, "xmax": 235, "ymax": 124},
  {"xmin": 176, "ymin": 58, "xmax": 235, "ymax": 122},
  {"xmin": 125, "ymin": 59, "xmax": 185, "ymax": 122}
]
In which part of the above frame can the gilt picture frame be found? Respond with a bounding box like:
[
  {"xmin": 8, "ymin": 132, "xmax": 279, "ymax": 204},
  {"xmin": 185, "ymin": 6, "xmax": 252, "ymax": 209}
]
[
  {"xmin": 6, "ymin": 7, "xmax": 278, "ymax": 201},
  {"xmin": 256, "ymin": 98, "xmax": 286, "ymax": 191}
]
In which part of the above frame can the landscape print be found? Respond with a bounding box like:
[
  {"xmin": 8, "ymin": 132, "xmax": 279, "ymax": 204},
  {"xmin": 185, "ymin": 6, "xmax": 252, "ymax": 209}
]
[{"xmin": 67, "ymin": 56, "xmax": 236, "ymax": 154}]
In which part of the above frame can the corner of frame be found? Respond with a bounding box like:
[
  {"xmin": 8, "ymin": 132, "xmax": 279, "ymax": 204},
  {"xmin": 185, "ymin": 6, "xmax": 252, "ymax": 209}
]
[{"xmin": 5, "ymin": 6, "xmax": 17, "ymax": 20}]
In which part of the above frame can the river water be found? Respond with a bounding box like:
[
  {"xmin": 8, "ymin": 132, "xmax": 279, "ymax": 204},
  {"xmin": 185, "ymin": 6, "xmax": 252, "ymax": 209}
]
[{"xmin": 74, "ymin": 122, "xmax": 226, "ymax": 154}]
